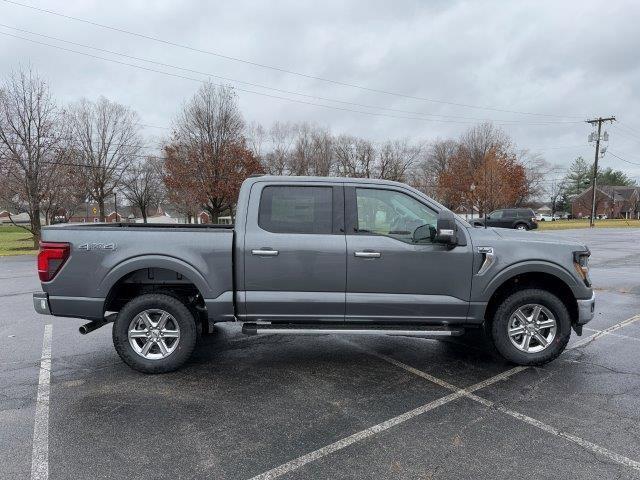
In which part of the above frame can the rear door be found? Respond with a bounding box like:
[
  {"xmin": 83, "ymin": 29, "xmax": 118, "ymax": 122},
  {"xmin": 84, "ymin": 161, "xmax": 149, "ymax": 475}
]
[
  {"xmin": 242, "ymin": 181, "xmax": 346, "ymax": 322},
  {"xmin": 501, "ymin": 209, "xmax": 517, "ymax": 228},
  {"xmin": 344, "ymin": 185, "xmax": 474, "ymax": 323}
]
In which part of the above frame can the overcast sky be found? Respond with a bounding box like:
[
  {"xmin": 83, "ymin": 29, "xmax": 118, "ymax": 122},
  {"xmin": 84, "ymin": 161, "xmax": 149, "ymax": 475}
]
[{"xmin": 2, "ymin": 0, "xmax": 640, "ymax": 181}]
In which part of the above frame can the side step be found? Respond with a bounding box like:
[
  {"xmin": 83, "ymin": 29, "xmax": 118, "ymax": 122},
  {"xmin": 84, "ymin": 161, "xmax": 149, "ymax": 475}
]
[{"xmin": 241, "ymin": 323, "xmax": 465, "ymax": 337}]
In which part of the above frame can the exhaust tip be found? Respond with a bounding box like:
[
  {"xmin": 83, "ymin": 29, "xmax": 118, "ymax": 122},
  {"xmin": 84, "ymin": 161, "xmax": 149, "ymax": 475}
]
[{"xmin": 79, "ymin": 325, "xmax": 89, "ymax": 335}]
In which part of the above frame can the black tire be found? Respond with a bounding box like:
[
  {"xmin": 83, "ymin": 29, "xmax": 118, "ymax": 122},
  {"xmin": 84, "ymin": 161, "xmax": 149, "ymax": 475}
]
[
  {"xmin": 112, "ymin": 293, "xmax": 197, "ymax": 374},
  {"xmin": 514, "ymin": 223, "xmax": 529, "ymax": 231},
  {"xmin": 490, "ymin": 288, "xmax": 571, "ymax": 366}
]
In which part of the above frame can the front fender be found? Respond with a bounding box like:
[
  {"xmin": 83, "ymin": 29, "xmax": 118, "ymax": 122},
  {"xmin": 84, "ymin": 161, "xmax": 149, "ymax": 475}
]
[
  {"xmin": 97, "ymin": 254, "xmax": 214, "ymax": 299},
  {"xmin": 476, "ymin": 260, "xmax": 580, "ymax": 302}
]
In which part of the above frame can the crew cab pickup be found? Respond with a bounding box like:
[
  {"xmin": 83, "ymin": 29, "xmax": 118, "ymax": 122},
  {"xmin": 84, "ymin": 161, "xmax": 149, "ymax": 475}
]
[{"xmin": 33, "ymin": 176, "xmax": 595, "ymax": 373}]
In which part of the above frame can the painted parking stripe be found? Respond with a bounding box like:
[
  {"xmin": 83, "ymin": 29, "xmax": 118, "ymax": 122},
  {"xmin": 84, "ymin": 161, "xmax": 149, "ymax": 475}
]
[
  {"xmin": 359, "ymin": 316, "xmax": 640, "ymax": 472},
  {"xmin": 247, "ymin": 366, "xmax": 525, "ymax": 480},
  {"xmin": 31, "ymin": 324, "xmax": 52, "ymax": 480},
  {"xmin": 247, "ymin": 313, "xmax": 640, "ymax": 480},
  {"xmin": 583, "ymin": 326, "xmax": 640, "ymax": 343},
  {"xmin": 570, "ymin": 314, "xmax": 640, "ymax": 349}
]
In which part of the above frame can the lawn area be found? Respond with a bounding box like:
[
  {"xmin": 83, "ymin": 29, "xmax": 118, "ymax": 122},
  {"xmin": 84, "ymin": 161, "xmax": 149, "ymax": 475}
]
[
  {"xmin": 0, "ymin": 225, "xmax": 37, "ymax": 256},
  {"xmin": 537, "ymin": 218, "xmax": 640, "ymax": 230}
]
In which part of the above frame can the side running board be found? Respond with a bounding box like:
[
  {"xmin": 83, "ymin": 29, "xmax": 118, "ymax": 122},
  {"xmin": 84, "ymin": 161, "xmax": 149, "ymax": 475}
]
[{"xmin": 241, "ymin": 323, "xmax": 464, "ymax": 337}]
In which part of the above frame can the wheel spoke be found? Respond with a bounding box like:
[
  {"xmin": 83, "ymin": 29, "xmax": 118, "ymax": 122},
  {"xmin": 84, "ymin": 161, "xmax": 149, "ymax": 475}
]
[
  {"xmin": 162, "ymin": 329, "xmax": 179, "ymax": 338},
  {"xmin": 157, "ymin": 340, "xmax": 169, "ymax": 357},
  {"xmin": 514, "ymin": 310, "xmax": 529, "ymax": 324},
  {"xmin": 520, "ymin": 333, "xmax": 532, "ymax": 352},
  {"xmin": 537, "ymin": 319, "xmax": 555, "ymax": 329},
  {"xmin": 141, "ymin": 339, "xmax": 154, "ymax": 356},
  {"xmin": 531, "ymin": 305, "xmax": 542, "ymax": 322},
  {"xmin": 509, "ymin": 325, "xmax": 526, "ymax": 336},
  {"xmin": 157, "ymin": 312, "xmax": 170, "ymax": 330},
  {"xmin": 533, "ymin": 332, "xmax": 548, "ymax": 347},
  {"xmin": 139, "ymin": 312, "xmax": 154, "ymax": 329},
  {"xmin": 129, "ymin": 330, "xmax": 148, "ymax": 338}
]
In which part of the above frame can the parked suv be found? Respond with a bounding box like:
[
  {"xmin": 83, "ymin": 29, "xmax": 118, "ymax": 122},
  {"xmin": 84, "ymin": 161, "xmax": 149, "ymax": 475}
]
[{"xmin": 474, "ymin": 208, "xmax": 538, "ymax": 230}]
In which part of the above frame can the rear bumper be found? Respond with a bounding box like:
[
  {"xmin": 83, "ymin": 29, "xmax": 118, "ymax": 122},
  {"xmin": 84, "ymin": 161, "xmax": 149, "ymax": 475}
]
[
  {"xmin": 33, "ymin": 292, "xmax": 105, "ymax": 320},
  {"xmin": 576, "ymin": 292, "xmax": 596, "ymax": 325},
  {"xmin": 33, "ymin": 292, "xmax": 51, "ymax": 315}
]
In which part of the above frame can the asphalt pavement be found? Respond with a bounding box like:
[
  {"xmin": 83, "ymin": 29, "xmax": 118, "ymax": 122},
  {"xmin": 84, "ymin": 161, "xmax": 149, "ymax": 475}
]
[{"xmin": 1, "ymin": 228, "xmax": 640, "ymax": 480}]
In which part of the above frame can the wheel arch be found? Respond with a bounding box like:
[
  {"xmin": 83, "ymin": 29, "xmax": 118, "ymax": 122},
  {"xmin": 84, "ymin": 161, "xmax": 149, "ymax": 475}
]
[{"xmin": 482, "ymin": 269, "xmax": 579, "ymax": 328}]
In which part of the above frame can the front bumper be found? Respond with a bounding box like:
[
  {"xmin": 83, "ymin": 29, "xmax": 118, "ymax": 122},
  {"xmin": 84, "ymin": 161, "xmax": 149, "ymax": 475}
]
[
  {"xmin": 33, "ymin": 292, "xmax": 51, "ymax": 315},
  {"xmin": 576, "ymin": 292, "xmax": 595, "ymax": 324}
]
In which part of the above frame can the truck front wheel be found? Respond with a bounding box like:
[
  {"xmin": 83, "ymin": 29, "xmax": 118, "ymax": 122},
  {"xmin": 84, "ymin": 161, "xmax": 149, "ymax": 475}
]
[
  {"xmin": 490, "ymin": 288, "xmax": 571, "ymax": 365},
  {"xmin": 113, "ymin": 293, "xmax": 197, "ymax": 373}
]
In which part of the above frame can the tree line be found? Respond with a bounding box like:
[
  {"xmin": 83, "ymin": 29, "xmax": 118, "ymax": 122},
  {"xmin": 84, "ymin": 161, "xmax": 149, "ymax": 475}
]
[{"xmin": 4, "ymin": 67, "xmax": 628, "ymax": 246}]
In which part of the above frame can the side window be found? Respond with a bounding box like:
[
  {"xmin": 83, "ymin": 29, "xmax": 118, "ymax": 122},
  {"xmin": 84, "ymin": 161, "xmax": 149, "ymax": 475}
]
[
  {"xmin": 489, "ymin": 210, "xmax": 503, "ymax": 219},
  {"xmin": 259, "ymin": 186, "xmax": 333, "ymax": 234},
  {"xmin": 355, "ymin": 188, "xmax": 437, "ymax": 243},
  {"xmin": 503, "ymin": 209, "xmax": 517, "ymax": 218}
]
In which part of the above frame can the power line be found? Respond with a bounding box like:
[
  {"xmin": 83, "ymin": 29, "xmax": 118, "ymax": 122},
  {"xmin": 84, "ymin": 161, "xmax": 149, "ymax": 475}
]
[
  {"xmin": 0, "ymin": 24, "xmax": 586, "ymax": 126},
  {"xmin": 608, "ymin": 151, "xmax": 640, "ymax": 167},
  {"xmin": 0, "ymin": 31, "xmax": 588, "ymax": 128},
  {"xmin": 0, "ymin": 0, "xmax": 586, "ymax": 120}
]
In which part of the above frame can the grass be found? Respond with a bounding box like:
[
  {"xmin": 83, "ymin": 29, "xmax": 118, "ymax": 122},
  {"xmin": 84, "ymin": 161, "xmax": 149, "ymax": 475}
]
[
  {"xmin": 537, "ymin": 218, "xmax": 640, "ymax": 230},
  {"xmin": 0, "ymin": 225, "xmax": 38, "ymax": 256}
]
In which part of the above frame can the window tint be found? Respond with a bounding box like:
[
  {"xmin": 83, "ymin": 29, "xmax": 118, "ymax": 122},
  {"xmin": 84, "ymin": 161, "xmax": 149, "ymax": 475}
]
[
  {"xmin": 489, "ymin": 210, "xmax": 503, "ymax": 219},
  {"xmin": 504, "ymin": 209, "xmax": 517, "ymax": 217},
  {"xmin": 355, "ymin": 188, "xmax": 437, "ymax": 243},
  {"xmin": 517, "ymin": 209, "xmax": 534, "ymax": 218},
  {"xmin": 259, "ymin": 186, "xmax": 333, "ymax": 234}
]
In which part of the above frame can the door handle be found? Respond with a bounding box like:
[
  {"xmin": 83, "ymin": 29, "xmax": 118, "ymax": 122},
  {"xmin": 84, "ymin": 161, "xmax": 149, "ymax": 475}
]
[
  {"xmin": 252, "ymin": 249, "xmax": 279, "ymax": 256},
  {"xmin": 354, "ymin": 251, "xmax": 381, "ymax": 258}
]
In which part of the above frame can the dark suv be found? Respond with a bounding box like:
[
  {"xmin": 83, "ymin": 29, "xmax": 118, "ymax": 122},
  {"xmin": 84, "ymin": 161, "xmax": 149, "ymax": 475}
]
[{"xmin": 474, "ymin": 208, "xmax": 538, "ymax": 230}]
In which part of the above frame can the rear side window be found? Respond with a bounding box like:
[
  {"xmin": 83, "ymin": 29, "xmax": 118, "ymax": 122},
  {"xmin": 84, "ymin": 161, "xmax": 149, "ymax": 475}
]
[
  {"xmin": 517, "ymin": 209, "xmax": 533, "ymax": 218},
  {"xmin": 259, "ymin": 186, "xmax": 333, "ymax": 234},
  {"xmin": 503, "ymin": 209, "xmax": 517, "ymax": 217}
]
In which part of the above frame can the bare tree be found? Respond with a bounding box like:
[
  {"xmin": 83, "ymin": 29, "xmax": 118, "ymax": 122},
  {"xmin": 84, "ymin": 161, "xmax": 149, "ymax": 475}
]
[
  {"xmin": 377, "ymin": 139, "xmax": 422, "ymax": 182},
  {"xmin": 122, "ymin": 156, "xmax": 165, "ymax": 223},
  {"xmin": 547, "ymin": 176, "xmax": 567, "ymax": 216},
  {"xmin": 262, "ymin": 121, "xmax": 295, "ymax": 175},
  {"xmin": 518, "ymin": 150, "xmax": 550, "ymax": 205},
  {"xmin": 0, "ymin": 68, "xmax": 64, "ymax": 246},
  {"xmin": 412, "ymin": 138, "xmax": 457, "ymax": 198},
  {"xmin": 333, "ymin": 134, "xmax": 375, "ymax": 178},
  {"xmin": 164, "ymin": 82, "xmax": 260, "ymax": 221},
  {"xmin": 67, "ymin": 96, "xmax": 142, "ymax": 221}
]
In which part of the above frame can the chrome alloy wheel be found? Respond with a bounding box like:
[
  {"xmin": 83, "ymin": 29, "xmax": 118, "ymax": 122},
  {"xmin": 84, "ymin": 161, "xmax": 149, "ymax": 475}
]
[
  {"xmin": 128, "ymin": 309, "xmax": 180, "ymax": 360},
  {"xmin": 508, "ymin": 304, "xmax": 557, "ymax": 353}
]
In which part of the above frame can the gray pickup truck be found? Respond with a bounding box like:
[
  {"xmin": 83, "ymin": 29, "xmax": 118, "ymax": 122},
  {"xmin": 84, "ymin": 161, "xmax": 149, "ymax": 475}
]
[{"xmin": 33, "ymin": 175, "xmax": 595, "ymax": 373}]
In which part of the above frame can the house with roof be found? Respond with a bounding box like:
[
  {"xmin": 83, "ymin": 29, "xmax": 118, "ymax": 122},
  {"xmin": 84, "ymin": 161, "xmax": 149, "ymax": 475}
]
[{"xmin": 571, "ymin": 186, "xmax": 640, "ymax": 219}]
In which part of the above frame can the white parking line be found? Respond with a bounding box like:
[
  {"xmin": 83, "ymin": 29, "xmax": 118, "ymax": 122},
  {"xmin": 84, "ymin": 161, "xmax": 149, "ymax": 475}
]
[
  {"xmin": 368, "ymin": 348, "xmax": 640, "ymax": 472},
  {"xmin": 31, "ymin": 324, "xmax": 52, "ymax": 480},
  {"xmin": 247, "ymin": 313, "xmax": 640, "ymax": 479},
  {"xmin": 583, "ymin": 326, "xmax": 640, "ymax": 343},
  {"xmin": 247, "ymin": 366, "xmax": 525, "ymax": 480}
]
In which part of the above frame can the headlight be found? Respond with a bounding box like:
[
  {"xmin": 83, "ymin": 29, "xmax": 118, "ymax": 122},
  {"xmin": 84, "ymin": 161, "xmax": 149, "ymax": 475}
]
[{"xmin": 573, "ymin": 250, "xmax": 591, "ymax": 286}]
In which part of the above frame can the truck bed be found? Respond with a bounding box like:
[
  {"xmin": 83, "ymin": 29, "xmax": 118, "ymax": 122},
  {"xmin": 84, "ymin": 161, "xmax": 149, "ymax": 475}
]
[{"xmin": 40, "ymin": 223, "xmax": 235, "ymax": 322}]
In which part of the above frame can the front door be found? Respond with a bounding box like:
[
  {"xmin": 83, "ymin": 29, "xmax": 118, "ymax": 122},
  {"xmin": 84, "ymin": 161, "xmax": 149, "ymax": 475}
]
[
  {"xmin": 243, "ymin": 182, "xmax": 346, "ymax": 322},
  {"xmin": 345, "ymin": 186, "xmax": 474, "ymax": 323}
]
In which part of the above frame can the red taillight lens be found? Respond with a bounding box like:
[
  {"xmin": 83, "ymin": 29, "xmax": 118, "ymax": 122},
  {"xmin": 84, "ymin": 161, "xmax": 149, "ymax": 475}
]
[{"xmin": 37, "ymin": 242, "xmax": 70, "ymax": 282}]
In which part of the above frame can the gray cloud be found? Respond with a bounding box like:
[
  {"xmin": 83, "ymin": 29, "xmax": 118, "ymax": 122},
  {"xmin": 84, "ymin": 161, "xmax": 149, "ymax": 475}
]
[{"xmin": 1, "ymin": 0, "xmax": 639, "ymax": 180}]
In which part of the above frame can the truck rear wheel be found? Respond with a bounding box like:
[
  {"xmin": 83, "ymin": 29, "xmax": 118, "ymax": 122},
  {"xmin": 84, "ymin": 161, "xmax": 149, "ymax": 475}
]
[
  {"xmin": 490, "ymin": 288, "xmax": 571, "ymax": 365},
  {"xmin": 112, "ymin": 293, "xmax": 197, "ymax": 373}
]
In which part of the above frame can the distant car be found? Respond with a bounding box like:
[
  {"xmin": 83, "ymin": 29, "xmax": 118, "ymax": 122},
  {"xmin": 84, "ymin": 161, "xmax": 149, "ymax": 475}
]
[
  {"xmin": 474, "ymin": 208, "xmax": 538, "ymax": 230},
  {"xmin": 536, "ymin": 214, "xmax": 554, "ymax": 222}
]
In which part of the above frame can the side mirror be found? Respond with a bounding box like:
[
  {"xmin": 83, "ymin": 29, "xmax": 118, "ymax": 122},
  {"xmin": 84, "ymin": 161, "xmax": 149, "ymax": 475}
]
[
  {"xmin": 412, "ymin": 224, "xmax": 436, "ymax": 243},
  {"xmin": 435, "ymin": 211, "xmax": 458, "ymax": 246}
]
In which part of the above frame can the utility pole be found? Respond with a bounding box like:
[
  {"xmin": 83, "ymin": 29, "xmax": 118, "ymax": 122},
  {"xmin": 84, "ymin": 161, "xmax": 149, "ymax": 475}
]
[{"xmin": 586, "ymin": 116, "xmax": 615, "ymax": 227}]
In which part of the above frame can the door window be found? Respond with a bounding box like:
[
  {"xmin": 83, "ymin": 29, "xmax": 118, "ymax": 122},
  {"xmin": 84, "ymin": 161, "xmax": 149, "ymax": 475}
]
[
  {"xmin": 259, "ymin": 186, "xmax": 333, "ymax": 234},
  {"xmin": 489, "ymin": 210, "xmax": 503, "ymax": 219},
  {"xmin": 355, "ymin": 188, "xmax": 437, "ymax": 243}
]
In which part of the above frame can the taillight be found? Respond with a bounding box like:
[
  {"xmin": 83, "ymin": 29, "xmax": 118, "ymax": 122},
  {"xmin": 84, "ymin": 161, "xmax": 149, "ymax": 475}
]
[{"xmin": 37, "ymin": 242, "xmax": 70, "ymax": 282}]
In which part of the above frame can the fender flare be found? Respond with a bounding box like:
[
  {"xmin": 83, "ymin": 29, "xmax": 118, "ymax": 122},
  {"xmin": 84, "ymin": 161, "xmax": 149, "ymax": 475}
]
[
  {"xmin": 97, "ymin": 255, "xmax": 213, "ymax": 299},
  {"xmin": 480, "ymin": 260, "xmax": 578, "ymax": 301}
]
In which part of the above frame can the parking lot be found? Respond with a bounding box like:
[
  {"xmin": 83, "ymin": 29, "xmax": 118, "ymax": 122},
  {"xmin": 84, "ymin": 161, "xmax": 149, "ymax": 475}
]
[{"xmin": 1, "ymin": 228, "xmax": 640, "ymax": 480}]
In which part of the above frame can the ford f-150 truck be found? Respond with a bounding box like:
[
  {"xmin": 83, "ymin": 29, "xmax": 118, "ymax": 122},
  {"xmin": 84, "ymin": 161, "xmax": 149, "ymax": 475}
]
[{"xmin": 33, "ymin": 176, "xmax": 595, "ymax": 373}]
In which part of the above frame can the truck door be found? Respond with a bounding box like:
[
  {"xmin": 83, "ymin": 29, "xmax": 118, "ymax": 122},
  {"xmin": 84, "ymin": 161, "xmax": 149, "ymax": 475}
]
[
  {"xmin": 344, "ymin": 185, "xmax": 473, "ymax": 323},
  {"xmin": 242, "ymin": 181, "xmax": 346, "ymax": 322}
]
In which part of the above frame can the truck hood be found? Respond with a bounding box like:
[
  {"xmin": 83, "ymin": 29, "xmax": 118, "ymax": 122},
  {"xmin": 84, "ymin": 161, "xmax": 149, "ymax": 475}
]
[{"xmin": 467, "ymin": 226, "xmax": 588, "ymax": 251}]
